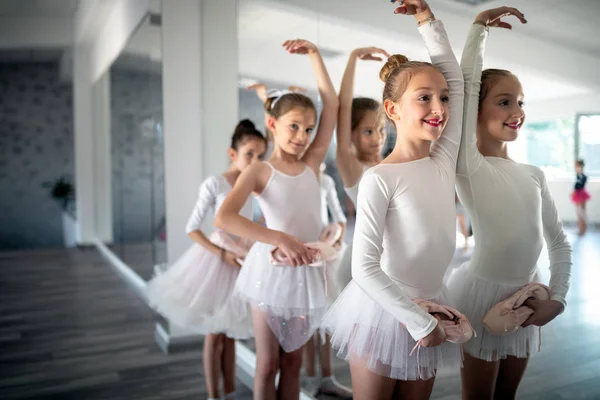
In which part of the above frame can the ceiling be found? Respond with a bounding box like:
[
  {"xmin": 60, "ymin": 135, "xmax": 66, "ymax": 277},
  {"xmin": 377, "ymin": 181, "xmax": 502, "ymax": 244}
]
[
  {"xmin": 0, "ymin": 0, "xmax": 598, "ymax": 105},
  {"xmin": 236, "ymin": 0, "xmax": 600, "ymax": 102}
]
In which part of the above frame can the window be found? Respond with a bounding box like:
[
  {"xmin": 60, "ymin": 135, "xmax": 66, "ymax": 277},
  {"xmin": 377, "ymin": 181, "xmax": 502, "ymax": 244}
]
[
  {"xmin": 576, "ymin": 114, "xmax": 600, "ymax": 177},
  {"xmin": 519, "ymin": 117, "xmax": 576, "ymax": 178}
]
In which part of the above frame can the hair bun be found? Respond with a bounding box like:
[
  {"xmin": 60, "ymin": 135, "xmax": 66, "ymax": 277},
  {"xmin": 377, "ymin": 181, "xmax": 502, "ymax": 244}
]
[
  {"xmin": 235, "ymin": 119, "xmax": 255, "ymax": 133},
  {"xmin": 379, "ymin": 54, "xmax": 410, "ymax": 82}
]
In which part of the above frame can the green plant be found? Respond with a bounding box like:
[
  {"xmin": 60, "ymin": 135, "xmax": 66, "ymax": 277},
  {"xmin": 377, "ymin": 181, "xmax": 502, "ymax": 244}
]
[{"xmin": 42, "ymin": 176, "xmax": 75, "ymax": 216}]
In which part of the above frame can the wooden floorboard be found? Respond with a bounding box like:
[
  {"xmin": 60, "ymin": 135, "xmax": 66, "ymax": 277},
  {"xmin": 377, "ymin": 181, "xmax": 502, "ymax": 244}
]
[{"xmin": 0, "ymin": 248, "xmax": 252, "ymax": 400}]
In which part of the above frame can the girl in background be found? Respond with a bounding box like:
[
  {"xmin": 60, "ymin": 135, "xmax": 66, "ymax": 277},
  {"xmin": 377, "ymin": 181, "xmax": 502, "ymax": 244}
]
[
  {"xmin": 572, "ymin": 159, "xmax": 590, "ymax": 236},
  {"xmin": 215, "ymin": 38, "xmax": 338, "ymax": 400},
  {"xmin": 147, "ymin": 122, "xmax": 266, "ymax": 400}
]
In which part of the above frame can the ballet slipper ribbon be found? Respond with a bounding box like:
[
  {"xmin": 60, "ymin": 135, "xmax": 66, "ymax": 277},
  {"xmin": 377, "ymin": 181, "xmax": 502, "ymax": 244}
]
[{"xmin": 410, "ymin": 340, "xmax": 423, "ymax": 380}]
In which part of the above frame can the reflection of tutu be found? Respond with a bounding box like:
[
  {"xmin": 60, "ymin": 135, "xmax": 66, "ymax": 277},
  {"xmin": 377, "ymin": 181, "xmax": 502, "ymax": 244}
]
[
  {"xmin": 233, "ymin": 241, "xmax": 327, "ymax": 352},
  {"xmin": 321, "ymin": 280, "xmax": 462, "ymax": 381},
  {"xmin": 446, "ymin": 262, "xmax": 540, "ymax": 361},
  {"xmin": 147, "ymin": 231, "xmax": 253, "ymax": 339},
  {"xmin": 571, "ymin": 188, "xmax": 591, "ymax": 204}
]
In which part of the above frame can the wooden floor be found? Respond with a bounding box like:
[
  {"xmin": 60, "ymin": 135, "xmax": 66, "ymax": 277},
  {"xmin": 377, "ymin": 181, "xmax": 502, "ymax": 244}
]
[
  {"xmin": 0, "ymin": 247, "xmax": 252, "ymax": 400},
  {"xmin": 325, "ymin": 229, "xmax": 600, "ymax": 400}
]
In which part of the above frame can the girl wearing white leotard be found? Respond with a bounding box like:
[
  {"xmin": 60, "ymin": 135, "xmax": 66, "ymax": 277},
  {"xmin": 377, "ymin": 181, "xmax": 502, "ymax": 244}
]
[
  {"xmin": 215, "ymin": 38, "xmax": 337, "ymax": 400},
  {"xmin": 322, "ymin": 2, "xmax": 464, "ymax": 398},
  {"xmin": 446, "ymin": 8, "xmax": 572, "ymax": 399},
  {"xmin": 147, "ymin": 122, "xmax": 266, "ymax": 400}
]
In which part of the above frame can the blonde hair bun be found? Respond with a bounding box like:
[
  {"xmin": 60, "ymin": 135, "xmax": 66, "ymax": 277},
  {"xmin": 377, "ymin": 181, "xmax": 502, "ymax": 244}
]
[{"xmin": 379, "ymin": 54, "xmax": 410, "ymax": 82}]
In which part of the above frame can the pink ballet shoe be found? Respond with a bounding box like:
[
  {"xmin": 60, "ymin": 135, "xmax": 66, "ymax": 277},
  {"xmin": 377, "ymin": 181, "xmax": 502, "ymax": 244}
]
[
  {"xmin": 482, "ymin": 282, "xmax": 551, "ymax": 336},
  {"xmin": 409, "ymin": 300, "xmax": 475, "ymax": 380},
  {"xmin": 319, "ymin": 223, "xmax": 343, "ymax": 249},
  {"xmin": 414, "ymin": 299, "xmax": 476, "ymax": 344}
]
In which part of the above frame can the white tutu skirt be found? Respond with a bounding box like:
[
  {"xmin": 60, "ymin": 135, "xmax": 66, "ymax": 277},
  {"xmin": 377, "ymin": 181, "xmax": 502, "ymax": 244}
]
[
  {"xmin": 147, "ymin": 238, "xmax": 253, "ymax": 339},
  {"xmin": 446, "ymin": 263, "xmax": 540, "ymax": 361},
  {"xmin": 321, "ymin": 280, "xmax": 462, "ymax": 381},
  {"xmin": 233, "ymin": 241, "xmax": 327, "ymax": 352}
]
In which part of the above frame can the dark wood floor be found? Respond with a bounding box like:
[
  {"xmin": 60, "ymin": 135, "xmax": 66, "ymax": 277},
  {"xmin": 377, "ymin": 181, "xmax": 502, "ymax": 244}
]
[
  {"xmin": 326, "ymin": 229, "xmax": 600, "ymax": 400},
  {"xmin": 0, "ymin": 247, "xmax": 251, "ymax": 400}
]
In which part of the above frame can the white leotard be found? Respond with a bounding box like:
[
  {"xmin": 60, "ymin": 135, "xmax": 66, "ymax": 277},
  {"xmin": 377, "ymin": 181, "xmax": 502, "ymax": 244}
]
[
  {"xmin": 456, "ymin": 24, "xmax": 571, "ymax": 305},
  {"xmin": 256, "ymin": 162, "xmax": 321, "ymax": 243},
  {"xmin": 344, "ymin": 165, "xmax": 368, "ymax": 206},
  {"xmin": 351, "ymin": 20, "xmax": 464, "ymax": 341},
  {"xmin": 185, "ymin": 175, "xmax": 253, "ymax": 234}
]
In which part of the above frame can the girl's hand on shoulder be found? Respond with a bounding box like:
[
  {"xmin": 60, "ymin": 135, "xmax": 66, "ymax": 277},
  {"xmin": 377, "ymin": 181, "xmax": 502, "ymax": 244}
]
[
  {"xmin": 352, "ymin": 47, "xmax": 391, "ymax": 62},
  {"xmin": 475, "ymin": 6, "xmax": 526, "ymax": 29},
  {"xmin": 391, "ymin": 0, "xmax": 429, "ymax": 16},
  {"xmin": 283, "ymin": 39, "xmax": 318, "ymax": 56}
]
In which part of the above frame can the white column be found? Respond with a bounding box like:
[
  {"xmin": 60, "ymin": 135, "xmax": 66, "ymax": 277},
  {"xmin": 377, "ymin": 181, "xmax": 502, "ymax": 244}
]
[
  {"xmin": 73, "ymin": 46, "xmax": 96, "ymax": 244},
  {"xmin": 93, "ymin": 72, "xmax": 113, "ymax": 243},
  {"xmin": 162, "ymin": 0, "xmax": 238, "ymax": 263},
  {"xmin": 160, "ymin": 0, "xmax": 238, "ymax": 346}
]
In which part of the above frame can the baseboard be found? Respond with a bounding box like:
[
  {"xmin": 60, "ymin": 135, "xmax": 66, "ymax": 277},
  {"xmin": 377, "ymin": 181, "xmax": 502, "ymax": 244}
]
[
  {"xmin": 93, "ymin": 239, "xmax": 148, "ymax": 304},
  {"xmin": 154, "ymin": 322, "xmax": 204, "ymax": 353}
]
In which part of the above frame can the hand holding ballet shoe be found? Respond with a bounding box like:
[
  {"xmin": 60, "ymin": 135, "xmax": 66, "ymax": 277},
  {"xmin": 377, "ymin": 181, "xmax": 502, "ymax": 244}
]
[
  {"xmin": 414, "ymin": 300, "xmax": 476, "ymax": 344},
  {"xmin": 475, "ymin": 6, "xmax": 526, "ymax": 29},
  {"xmin": 282, "ymin": 39, "xmax": 318, "ymax": 55},
  {"xmin": 270, "ymin": 242, "xmax": 337, "ymax": 267},
  {"xmin": 222, "ymin": 251, "xmax": 242, "ymax": 268},
  {"xmin": 274, "ymin": 232, "xmax": 315, "ymax": 267},
  {"xmin": 352, "ymin": 47, "xmax": 391, "ymax": 62},
  {"xmin": 419, "ymin": 323, "xmax": 446, "ymax": 348},
  {"xmin": 482, "ymin": 282, "xmax": 551, "ymax": 335},
  {"xmin": 319, "ymin": 223, "xmax": 344, "ymax": 249},
  {"xmin": 521, "ymin": 299, "xmax": 564, "ymax": 328}
]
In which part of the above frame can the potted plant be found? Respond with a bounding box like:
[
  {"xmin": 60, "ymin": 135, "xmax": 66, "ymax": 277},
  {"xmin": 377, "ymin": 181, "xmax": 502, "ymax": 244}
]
[{"xmin": 43, "ymin": 176, "xmax": 77, "ymax": 247}]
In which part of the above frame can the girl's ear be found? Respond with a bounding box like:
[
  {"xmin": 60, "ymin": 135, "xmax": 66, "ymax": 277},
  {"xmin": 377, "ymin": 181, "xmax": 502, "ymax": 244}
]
[
  {"xmin": 383, "ymin": 99, "xmax": 400, "ymax": 121},
  {"xmin": 227, "ymin": 147, "xmax": 237, "ymax": 162},
  {"xmin": 267, "ymin": 116, "xmax": 277, "ymax": 133}
]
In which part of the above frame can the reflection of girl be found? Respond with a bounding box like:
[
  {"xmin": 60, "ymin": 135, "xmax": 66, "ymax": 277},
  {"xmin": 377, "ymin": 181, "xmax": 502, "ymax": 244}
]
[
  {"xmin": 572, "ymin": 159, "xmax": 590, "ymax": 236},
  {"xmin": 147, "ymin": 121, "xmax": 266, "ymax": 400},
  {"xmin": 216, "ymin": 38, "xmax": 337, "ymax": 400},
  {"xmin": 447, "ymin": 7, "xmax": 572, "ymax": 399},
  {"xmin": 322, "ymin": 1, "xmax": 465, "ymax": 397}
]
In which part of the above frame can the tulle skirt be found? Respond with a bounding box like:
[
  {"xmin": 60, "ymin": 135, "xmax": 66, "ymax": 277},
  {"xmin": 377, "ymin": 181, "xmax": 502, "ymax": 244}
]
[
  {"xmin": 321, "ymin": 280, "xmax": 462, "ymax": 381},
  {"xmin": 233, "ymin": 241, "xmax": 328, "ymax": 352},
  {"xmin": 446, "ymin": 262, "xmax": 541, "ymax": 361},
  {"xmin": 572, "ymin": 188, "xmax": 591, "ymax": 204},
  {"xmin": 147, "ymin": 233, "xmax": 253, "ymax": 339}
]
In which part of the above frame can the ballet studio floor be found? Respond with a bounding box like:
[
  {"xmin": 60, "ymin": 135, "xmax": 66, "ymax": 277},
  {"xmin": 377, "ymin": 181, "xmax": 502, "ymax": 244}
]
[{"xmin": 1, "ymin": 229, "xmax": 599, "ymax": 399}]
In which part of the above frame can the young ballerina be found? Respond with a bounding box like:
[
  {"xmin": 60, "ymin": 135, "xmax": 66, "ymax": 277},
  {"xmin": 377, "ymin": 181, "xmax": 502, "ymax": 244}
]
[
  {"xmin": 448, "ymin": 7, "xmax": 572, "ymax": 399},
  {"xmin": 334, "ymin": 44, "xmax": 391, "ymax": 324},
  {"xmin": 337, "ymin": 47, "xmax": 390, "ymax": 207},
  {"xmin": 215, "ymin": 39, "xmax": 338, "ymax": 400},
  {"xmin": 147, "ymin": 121, "xmax": 266, "ymax": 400},
  {"xmin": 572, "ymin": 159, "xmax": 590, "ymax": 236},
  {"xmin": 321, "ymin": 1, "xmax": 465, "ymax": 398}
]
